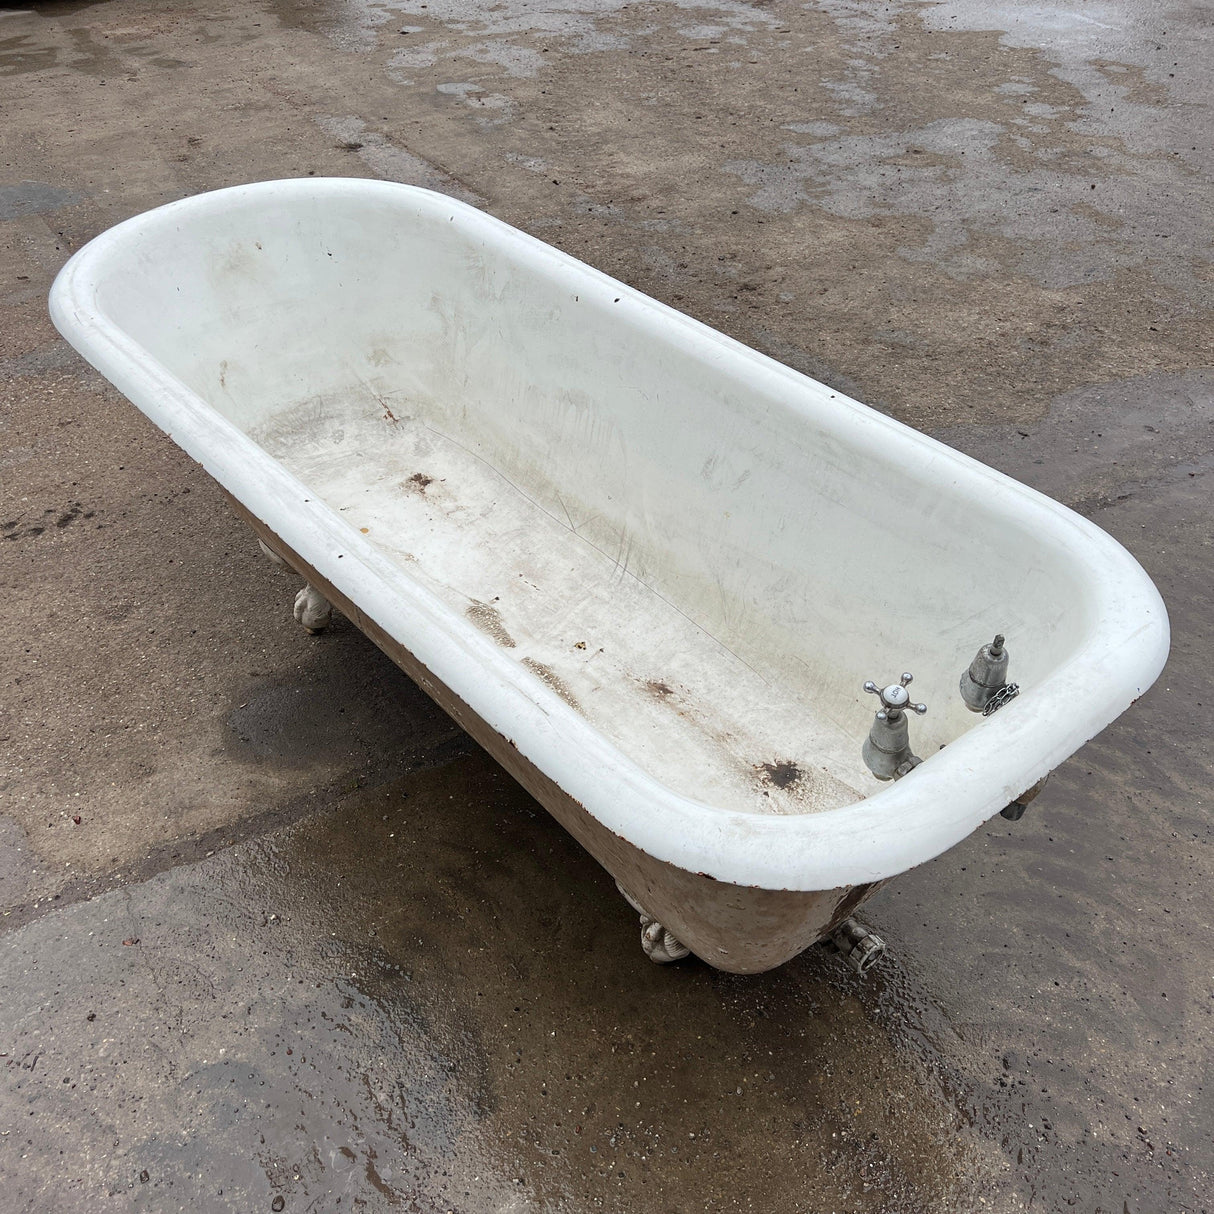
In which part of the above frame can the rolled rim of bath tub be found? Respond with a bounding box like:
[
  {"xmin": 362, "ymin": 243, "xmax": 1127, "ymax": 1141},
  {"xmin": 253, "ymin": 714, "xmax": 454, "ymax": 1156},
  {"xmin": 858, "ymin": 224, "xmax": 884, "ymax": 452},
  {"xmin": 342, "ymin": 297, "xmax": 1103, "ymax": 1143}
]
[{"xmin": 48, "ymin": 178, "xmax": 1171, "ymax": 893}]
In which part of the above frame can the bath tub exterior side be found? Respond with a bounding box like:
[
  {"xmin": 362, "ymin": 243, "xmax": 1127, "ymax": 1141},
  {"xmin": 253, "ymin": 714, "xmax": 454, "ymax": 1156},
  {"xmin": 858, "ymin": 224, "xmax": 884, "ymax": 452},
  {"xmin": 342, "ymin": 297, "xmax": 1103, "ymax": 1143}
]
[{"xmin": 235, "ymin": 500, "xmax": 873, "ymax": 973}]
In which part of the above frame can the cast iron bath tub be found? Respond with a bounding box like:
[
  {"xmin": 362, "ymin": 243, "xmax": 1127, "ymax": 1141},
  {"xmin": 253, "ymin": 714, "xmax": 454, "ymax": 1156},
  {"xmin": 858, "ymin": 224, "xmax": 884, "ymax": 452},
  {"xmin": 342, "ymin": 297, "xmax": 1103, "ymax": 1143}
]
[{"xmin": 50, "ymin": 180, "xmax": 1169, "ymax": 973}]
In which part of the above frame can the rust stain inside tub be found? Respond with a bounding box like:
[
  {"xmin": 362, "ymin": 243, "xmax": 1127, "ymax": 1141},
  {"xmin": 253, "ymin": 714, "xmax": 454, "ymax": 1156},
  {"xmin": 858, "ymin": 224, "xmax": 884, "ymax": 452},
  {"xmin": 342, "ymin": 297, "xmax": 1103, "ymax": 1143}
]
[
  {"xmin": 522, "ymin": 658, "xmax": 581, "ymax": 710},
  {"xmin": 247, "ymin": 393, "xmax": 871, "ymax": 819},
  {"xmin": 466, "ymin": 601, "xmax": 516, "ymax": 648},
  {"xmin": 646, "ymin": 679, "xmax": 676, "ymax": 700},
  {"xmin": 760, "ymin": 760, "xmax": 803, "ymax": 790}
]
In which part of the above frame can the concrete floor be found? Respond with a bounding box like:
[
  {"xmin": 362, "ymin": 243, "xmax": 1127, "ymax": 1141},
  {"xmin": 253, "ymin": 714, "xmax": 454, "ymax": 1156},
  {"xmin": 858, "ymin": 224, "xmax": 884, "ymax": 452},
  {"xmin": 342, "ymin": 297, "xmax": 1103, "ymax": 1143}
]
[{"xmin": 1, "ymin": 0, "xmax": 1211, "ymax": 1209}]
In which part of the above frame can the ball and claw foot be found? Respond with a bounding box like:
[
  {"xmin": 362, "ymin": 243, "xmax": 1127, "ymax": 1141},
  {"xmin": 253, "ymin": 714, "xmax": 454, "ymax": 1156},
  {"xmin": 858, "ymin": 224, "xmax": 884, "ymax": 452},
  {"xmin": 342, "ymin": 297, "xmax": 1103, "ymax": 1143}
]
[
  {"xmin": 256, "ymin": 537, "xmax": 334, "ymax": 635},
  {"xmin": 617, "ymin": 882, "xmax": 690, "ymax": 964},
  {"xmin": 293, "ymin": 584, "xmax": 333, "ymax": 635},
  {"xmin": 640, "ymin": 915, "xmax": 691, "ymax": 964}
]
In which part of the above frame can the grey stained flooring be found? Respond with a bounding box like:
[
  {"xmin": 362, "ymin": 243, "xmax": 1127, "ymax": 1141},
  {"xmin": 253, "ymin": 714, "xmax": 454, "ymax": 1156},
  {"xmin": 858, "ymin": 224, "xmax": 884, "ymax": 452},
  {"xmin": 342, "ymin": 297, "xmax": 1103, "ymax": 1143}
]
[{"xmin": 2, "ymin": 0, "xmax": 1211, "ymax": 1210}]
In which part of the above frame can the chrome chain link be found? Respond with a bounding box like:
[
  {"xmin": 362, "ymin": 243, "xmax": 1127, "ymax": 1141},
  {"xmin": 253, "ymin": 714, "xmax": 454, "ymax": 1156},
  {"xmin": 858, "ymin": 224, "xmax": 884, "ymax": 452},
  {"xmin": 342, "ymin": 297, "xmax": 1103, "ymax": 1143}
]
[{"xmin": 982, "ymin": 682, "xmax": 1021, "ymax": 716}]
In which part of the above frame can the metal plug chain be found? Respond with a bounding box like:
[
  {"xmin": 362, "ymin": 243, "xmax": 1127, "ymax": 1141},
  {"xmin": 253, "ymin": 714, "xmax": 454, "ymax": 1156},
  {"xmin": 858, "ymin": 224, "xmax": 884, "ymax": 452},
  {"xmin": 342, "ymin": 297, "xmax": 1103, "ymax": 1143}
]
[{"xmin": 982, "ymin": 682, "xmax": 1021, "ymax": 716}]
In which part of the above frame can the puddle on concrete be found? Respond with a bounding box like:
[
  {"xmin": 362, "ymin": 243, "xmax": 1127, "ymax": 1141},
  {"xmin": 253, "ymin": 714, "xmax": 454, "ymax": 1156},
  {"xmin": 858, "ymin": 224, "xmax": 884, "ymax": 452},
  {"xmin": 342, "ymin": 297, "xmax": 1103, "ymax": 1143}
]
[
  {"xmin": 0, "ymin": 751, "xmax": 977, "ymax": 1212},
  {"xmin": 868, "ymin": 617, "xmax": 1214, "ymax": 1214},
  {"xmin": 315, "ymin": 113, "xmax": 485, "ymax": 201},
  {"xmin": 274, "ymin": 0, "xmax": 778, "ymax": 64},
  {"xmin": 0, "ymin": 816, "xmax": 34, "ymax": 908},
  {"xmin": 224, "ymin": 624, "xmax": 459, "ymax": 769},
  {"xmin": 0, "ymin": 182, "xmax": 82, "ymax": 221},
  {"xmin": 879, "ymin": 370, "xmax": 1214, "ymax": 1212},
  {"xmin": 933, "ymin": 367, "xmax": 1214, "ymax": 511},
  {"xmin": 264, "ymin": 0, "xmax": 1211, "ymax": 437}
]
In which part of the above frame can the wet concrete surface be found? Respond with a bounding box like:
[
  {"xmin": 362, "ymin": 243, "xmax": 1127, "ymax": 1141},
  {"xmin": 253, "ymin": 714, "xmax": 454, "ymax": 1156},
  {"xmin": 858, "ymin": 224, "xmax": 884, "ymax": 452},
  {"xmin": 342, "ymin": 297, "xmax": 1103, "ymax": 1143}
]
[
  {"xmin": 3, "ymin": 755, "xmax": 974, "ymax": 1213},
  {"xmin": 2, "ymin": 0, "xmax": 1212, "ymax": 1209}
]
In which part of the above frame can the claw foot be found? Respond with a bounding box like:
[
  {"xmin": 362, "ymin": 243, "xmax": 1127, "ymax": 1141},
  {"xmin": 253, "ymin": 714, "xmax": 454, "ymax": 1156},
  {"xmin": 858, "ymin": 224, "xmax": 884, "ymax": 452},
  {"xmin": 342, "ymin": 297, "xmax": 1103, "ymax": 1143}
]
[
  {"xmin": 256, "ymin": 537, "xmax": 334, "ymax": 635},
  {"xmin": 617, "ymin": 882, "xmax": 690, "ymax": 964},
  {"xmin": 293, "ymin": 584, "xmax": 333, "ymax": 634},
  {"xmin": 640, "ymin": 916, "xmax": 691, "ymax": 964}
]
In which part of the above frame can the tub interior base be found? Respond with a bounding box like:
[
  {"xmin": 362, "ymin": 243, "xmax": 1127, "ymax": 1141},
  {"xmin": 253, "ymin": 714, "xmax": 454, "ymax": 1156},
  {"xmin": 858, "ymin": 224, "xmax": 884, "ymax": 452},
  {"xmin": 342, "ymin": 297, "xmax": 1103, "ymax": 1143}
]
[{"xmin": 251, "ymin": 389, "xmax": 870, "ymax": 817}]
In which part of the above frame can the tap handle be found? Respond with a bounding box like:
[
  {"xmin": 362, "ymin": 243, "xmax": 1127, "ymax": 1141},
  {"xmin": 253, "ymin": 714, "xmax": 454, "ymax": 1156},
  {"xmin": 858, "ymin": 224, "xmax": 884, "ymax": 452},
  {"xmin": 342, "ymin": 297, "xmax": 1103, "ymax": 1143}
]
[{"xmin": 864, "ymin": 673, "xmax": 927, "ymax": 717}]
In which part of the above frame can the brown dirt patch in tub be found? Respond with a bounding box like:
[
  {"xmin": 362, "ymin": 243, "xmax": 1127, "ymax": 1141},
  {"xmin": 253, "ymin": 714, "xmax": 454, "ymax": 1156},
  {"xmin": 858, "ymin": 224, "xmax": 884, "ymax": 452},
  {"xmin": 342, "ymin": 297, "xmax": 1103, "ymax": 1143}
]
[
  {"xmin": 522, "ymin": 658, "xmax": 581, "ymax": 710},
  {"xmin": 645, "ymin": 679, "xmax": 676, "ymax": 699},
  {"xmin": 465, "ymin": 601, "xmax": 516, "ymax": 648},
  {"xmin": 759, "ymin": 759, "xmax": 803, "ymax": 789},
  {"xmin": 403, "ymin": 472, "xmax": 434, "ymax": 494}
]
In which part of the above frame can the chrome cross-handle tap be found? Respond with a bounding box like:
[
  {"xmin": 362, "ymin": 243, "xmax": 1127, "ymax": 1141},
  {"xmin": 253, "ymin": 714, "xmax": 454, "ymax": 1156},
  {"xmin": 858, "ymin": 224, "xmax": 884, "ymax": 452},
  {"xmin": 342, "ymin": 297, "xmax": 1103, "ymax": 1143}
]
[
  {"xmin": 862, "ymin": 673, "xmax": 927, "ymax": 781},
  {"xmin": 863, "ymin": 672, "xmax": 927, "ymax": 720}
]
